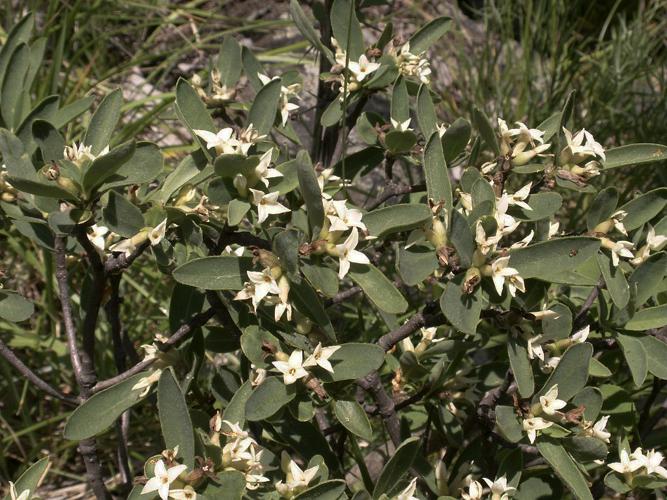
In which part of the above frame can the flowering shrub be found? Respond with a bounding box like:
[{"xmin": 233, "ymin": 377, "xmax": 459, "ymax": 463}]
[{"xmin": 1, "ymin": 2, "xmax": 667, "ymax": 499}]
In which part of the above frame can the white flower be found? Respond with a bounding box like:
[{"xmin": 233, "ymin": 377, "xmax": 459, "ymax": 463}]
[
  {"xmin": 275, "ymin": 457, "xmax": 319, "ymax": 498},
  {"xmin": 461, "ymin": 480, "xmax": 484, "ymax": 500},
  {"xmin": 272, "ymin": 350, "xmax": 309, "ymax": 385},
  {"xmin": 503, "ymin": 182, "xmax": 533, "ymax": 211},
  {"xmin": 254, "ymin": 149, "xmax": 283, "ymax": 187},
  {"xmin": 327, "ymin": 200, "xmax": 366, "ymax": 232},
  {"xmin": 548, "ymin": 220, "xmax": 560, "ymax": 239},
  {"xmin": 475, "ymin": 222, "xmax": 501, "ymax": 255},
  {"xmin": 539, "ymin": 384, "xmax": 566, "ymax": 415},
  {"xmin": 571, "ymin": 325, "xmax": 590, "ymax": 343},
  {"xmin": 540, "ymin": 354, "xmax": 561, "ymax": 373},
  {"xmin": 608, "ymin": 449, "xmax": 643, "ymax": 474},
  {"xmin": 249, "ymin": 188, "xmax": 290, "ymax": 223},
  {"xmin": 646, "ymin": 224, "xmax": 667, "ymax": 250},
  {"xmin": 317, "ymin": 167, "xmax": 341, "ymax": 193},
  {"xmin": 303, "ymin": 343, "xmax": 340, "ymax": 373},
  {"xmin": 527, "ymin": 335, "xmax": 545, "ymax": 361},
  {"xmin": 8, "ymin": 483, "xmax": 30, "ymax": 500},
  {"xmin": 109, "ymin": 237, "xmax": 136, "ymax": 256},
  {"xmin": 490, "ymin": 256, "xmax": 525, "ymax": 297},
  {"xmin": 561, "ymin": 128, "xmax": 605, "ymax": 163},
  {"xmin": 131, "ymin": 369, "xmax": 162, "ymax": 397},
  {"xmin": 522, "ymin": 416, "xmax": 553, "ymax": 444},
  {"xmin": 391, "ymin": 117, "xmax": 412, "ymax": 132},
  {"xmin": 87, "ymin": 224, "xmax": 109, "ymax": 251},
  {"xmin": 245, "ymin": 268, "xmax": 280, "ymax": 309},
  {"xmin": 221, "ymin": 420, "xmax": 249, "ymax": 439},
  {"xmin": 639, "ymin": 449, "xmax": 667, "ymax": 478},
  {"xmin": 149, "ymin": 219, "xmax": 168, "ymax": 246},
  {"xmin": 347, "ymin": 55, "xmax": 380, "ymax": 81},
  {"xmin": 513, "ymin": 122, "xmax": 545, "ymax": 145},
  {"xmin": 193, "ymin": 128, "xmax": 238, "ymax": 155},
  {"xmin": 223, "ymin": 245, "xmax": 245, "ymax": 256},
  {"xmin": 510, "ymin": 230, "xmax": 534, "ymax": 249},
  {"xmin": 482, "ymin": 475, "xmax": 516, "ymax": 500},
  {"xmin": 609, "ymin": 240, "xmax": 634, "ymax": 267},
  {"xmin": 141, "ymin": 459, "xmax": 187, "ymax": 500},
  {"xmin": 335, "ymin": 227, "xmax": 370, "ymax": 279},
  {"xmin": 394, "ymin": 477, "xmax": 418, "ymax": 500},
  {"xmin": 237, "ymin": 124, "xmax": 266, "ymax": 155},
  {"xmin": 169, "ymin": 486, "xmax": 197, "ymax": 500},
  {"xmin": 436, "ymin": 123, "xmax": 448, "ymax": 138},
  {"xmin": 584, "ymin": 415, "xmax": 611, "ymax": 443}
]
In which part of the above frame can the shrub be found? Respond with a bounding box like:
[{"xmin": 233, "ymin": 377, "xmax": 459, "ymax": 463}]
[{"xmin": 1, "ymin": 2, "xmax": 666, "ymax": 499}]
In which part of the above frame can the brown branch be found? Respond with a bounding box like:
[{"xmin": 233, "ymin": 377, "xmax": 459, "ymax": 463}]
[
  {"xmin": 376, "ymin": 310, "xmax": 444, "ymax": 352},
  {"xmin": 357, "ymin": 371, "xmax": 401, "ymax": 447},
  {"xmin": 104, "ymin": 240, "xmax": 150, "ymax": 274},
  {"xmin": 365, "ymin": 182, "xmax": 424, "ymax": 211},
  {"xmin": 92, "ymin": 308, "xmax": 216, "ymax": 393},
  {"xmin": 573, "ymin": 278, "xmax": 603, "ymax": 330},
  {"xmin": 0, "ymin": 338, "xmax": 79, "ymax": 405},
  {"xmin": 325, "ymin": 286, "xmax": 362, "ymax": 307}
]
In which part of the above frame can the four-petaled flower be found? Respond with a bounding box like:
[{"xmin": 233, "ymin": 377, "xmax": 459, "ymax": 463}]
[
  {"xmin": 194, "ymin": 128, "xmax": 238, "ymax": 155},
  {"xmin": 461, "ymin": 479, "xmax": 484, "ymax": 500},
  {"xmin": 482, "ymin": 475, "xmax": 516, "ymax": 500},
  {"xmin": 522, "ymin": 416, "xmax": 553, "ymax": 444},
  {"xmin": 303, "ymin": 343, "xmax": 340, "ymax": 373},
  {"xmin": 141, "ymin": 459, "xmax": 187, "ymax": 500},
  {"xmin": 254, "ymin": 149, "xmax": 283, "ymax": 187},
  {"xmin": 87, "ymin": 224, "xmax": 109, "ymax": 251},
  {"xmin": 275, "ymin": 456, "xmax": 319, "ymax": 498},
  {"xmin": 583, "ymin": 415, "xmax": 610, "ymax": 443},
  {"xmin": 490, "ymin": 256, "xmax": 525, "ymax": 297},
  {"xmin": 390, "ymin": 117, "xmax": 412, "ymax": 132},
  {"xmin": 347, "ymin": 55, "xmax": 380, "ymax": 81},
  {"xmin": 327, "ymin": 200, "xmax": 366, "ymax": 232},
  {"xmin": 249, "ymin": 188, "xmax": 290, "ymax": 223},
  {"xmin": 335, "ymin": 227, "xmax": 370, "ymax": 279},
  {"xmin": 245, "ymin": 268, "xmax": 281, "ymax": 309},
  {"xmin": 395, "ymin": 477, "xmax": 418, "ymax": 500},
  {"xmin": 272, "ymin": 350, "xmax": 309, "ymax": 385},
  {"xmin": 607, "ymin": 449, "xmax": 643, "ymax": 474},
  {"xmin": 539, "ymin": 384, "xmax": 566, "ymax": 415}
]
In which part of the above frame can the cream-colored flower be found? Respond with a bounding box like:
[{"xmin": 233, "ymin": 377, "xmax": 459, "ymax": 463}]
[
  {"xmin": 461, "ymin": 479, "xmax": 483, "ymax": 500},
  {"xmin": 571, "ymin": 325, "xmax": 590, "ymax": 343},
  {"xmin": 639, "ymin": 449, "xmax": 667, "ymax": 478},
  {"xmin": 527, "ymin": 335, "xmax": 545, "ymax": 361},
  {"xmin": 583, "ymin": 415, "xmax": 610, "ymax": 443},
  {"xmin": 490, "ymin": 256, "xmax": 525, "ymax": 297},
  {"xmin": 245, "ymin": 268, "xmax": 280, "ymax": 308},
  {"xmin": 609, "ymin": 240, "xmax": 634, "ymax": 267},
  {"xmin": 87, "ymin": 224, "xmax": 109, "ymax": 251},
  {"xmin": 335, "ymin": 227, "xmax": 370, "ymax": 279},
  {"xmin": 327, "ymin": 200, "xmax": 366, "ymax": 232},
  {"xmin": 194, "ymin": 128, "xmax": 238, "ymax": 155},
  {"xmin": 149, "ymin": 219, "xmax": 168, "ymax": 246},
  {"xmin": 169, "ymin": 486, "xmax": 197, "ymax": 500},
  {"xmin": 8, "ymin": 483, "xmax": 30, "ymax": 500},
  {"xmin": 390, "ymin": 117, "xmax": 412, "ymax": 132},
  {"xmin": 539, "ymin": 384, "xmax": 566, "ymax": 415},
  {"xmin": 522, "ymin": 416, "xmax": 553, "ymax": 444},
  {"xmin": 608, "ymin": 449, "xmax": 642, "ymax": 474},
  {"xmin": 272, "ymin": 350, "xmax": 309, "ymax": 385},
  {"xmin": 303, "ymin": 343, "xmax": 340, "ymax": 373},
  {"xmin": 131, "ymin": 368, "xmax": 163, "ymax": 397},
  {"xmin": 249, "ymin": 189, "xmax": 290, "ymax": 223},
  {"xmin": 347, "ymin": 55, "xmax": 380, "ymax": 82},
  {"xmin": 254, "ymin": 149, "xmax": 283, "ymax": 187},
  {"xmin": 503, "ymin": 182, "xmax": 533, "ymax": 211},
  {"xmin": 482, "ymin": 475, "xmax": 516, "ymax": 500},
  {"xmin": 394, "ymin": 477, "xmax": 418, "ymax": 500},
  {"xmin": 141, "ymin": 459, "xmax": 187, "ymax": 500},
  {"xmin": 275, "ymin": 456, "xmax": 319, "ymax": 498}
]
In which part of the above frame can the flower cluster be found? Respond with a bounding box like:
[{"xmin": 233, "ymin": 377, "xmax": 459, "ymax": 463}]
[
  {"xmin": 213, "ymin": 419, "xmax": 269, "ymax": 489},
  {"xmin": 272, "ymin": 343, "xmax": 340, "ymax": 385}
]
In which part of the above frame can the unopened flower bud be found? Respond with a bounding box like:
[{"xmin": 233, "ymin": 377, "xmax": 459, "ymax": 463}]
[{"xmin": 462, "ymin": 267, "xmax": 481, "ymax": 294}]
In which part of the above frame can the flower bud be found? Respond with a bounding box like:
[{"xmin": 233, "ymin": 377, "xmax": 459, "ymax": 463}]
[
  {"xmin": 233, "ymin": 173, "xmax": 248, "ymax": 197},
  {"xmin": 462, "ymin": 267, "xmax": 481, "ymax": 294}
]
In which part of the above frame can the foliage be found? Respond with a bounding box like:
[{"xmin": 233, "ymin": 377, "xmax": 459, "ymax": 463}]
[{"xmin": 0, "ymin": 2, "xmax": 666, "ymax": 500}]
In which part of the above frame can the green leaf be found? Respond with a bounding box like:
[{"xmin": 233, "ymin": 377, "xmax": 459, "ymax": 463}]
[
  {"xmin": 83, "ymin": 89, "xmax": 122, "ymax": 155},
  {"xmin": 6, "ymin": 175, "xmax": 78, "ymax": 201},
  {"xmin": 571, "ymin": 387, "xmax": 603, "ymax": 421},
  {"xmin": 364, "ymin": 203, "xmax": 431, "ymax": 238},
  {"xmin": 320, "ymin": 343, "xmax": 385, "ymax": 382},
  {"xmin": 639, "ymin": 335, "xmax": 667, "ymax": 380},
  {"xmin": 617, "ymin": 188, "xmax": 667, "ymax": 231},
  {"xmin": 64, "ymin": 372, "xmax": 149, "ymax": 440},
  {"xmin": 215, "ymin": 36, "xmax": 242, "ymax": 87},
  {"xmin": 495, "ymin": 405, "xmax": 523, "ymax": 443},
  {"xmin": 32, "ymin": 119, "xmax": 64, "ymax": 162},
  {"xmin": 0, "ymin": 13, "xmax": 33, "ymax": 79},
  {"xmin": 1, "ymin": 43, "xmax": 30, "ymax": 129},
  {"xmin": 294, "ymin": 480, "xmax": 347, "ymax": 500},
  {"xmin": 245, "ymin": 376, "xmax": 296, "ymax": 421},
  {"xmin": 102, "ymin": 141, "xmax": 164, "ymax": 190},
  {"xmin": 536, "ymin": 440, "xmax": 593, "ymax": 500},
  {"xmin": 334, "ymin": 400, "xmax": 373, "ymax": 441},
  {"xmin": 201, "ymin": 470, "xmax": 247, "ymax": 500},
  {"xmin": 372, "ymin": 437, "xmax": 420, "ymax": 498},
  {"xmin": 629, "ymin": 252, "xmax": 667, "ymax": 305},
  {"xmin": 507, "ymin": 192, "xmax": 562, "ymax": 221},
  {"xmin": 449, "ymin": 209, "xmax": 474, "ymax": 267},
  {"xmin": 16, "ymin": 95, "xmax": 60, "ymax": 149},
  {"xmin": 348, "ymin": 263, "xmax": 408, "ymax": 314},
  {"xmin": 321, "ymin": 99, "xmax": 343, "ymax": 127},
  {"xmin": 272, "ymin": 159, "xmax": 300, "ymax": 195},
  {"xmin": 541, "ymin": 303, "xmax": 573, "ymax": 342},
  {"xmin": 586, "ymin": 187, "xmax": 618, "ymax": 231},
  {"xmin": 223, "ymin": 381, "xmax": 253, "ymax": 427},
  {"xmin": 510, "ymin": 237, "xmax": 600, "ymax": 280},
  {"xmin": 247, "ymin": 78, "xmax": 282, "ymax": 135},
  {"xmin": 407, "ymin": 16, "xmax": 452, "ymax": 54},
  {"xmin": 603, "ymin": 143, "xmax": 667, "ymax": 170},
  {"xmin": 384, "ymin": 130, "xmax": 417, "ymax": 154},
  {"xmin": 158, "ymin": 369, "xmax": 195, "ymax": 468},
  {"xmin": 227, "ymin": 199, "xmax": 250, "ymax": 226},
  {"xmin": 102, "ymin": 190, "xmax": 144, "ymax": 237},
  {"xmin": 564, "ymin": 435, "xmax": 608, "ymax": 462},
  {"xmin": 442, "ymin": 118, "xmax": 472, "ymax": 164},
  {"xmin": 172, "ymin": 256, "xmax": 253, "ymax": 290},
  {"xmin": 51, "ymin": 95, "xmax": 95, "ymax": 129},
  {"xmin": 273, "ymin": 230, "xmax": 301, "ymax": 282},
  {"xmin": 440, "ymin": 274, "xmax": 482, "ymax": 335},
  {"xmin": 538, "ymin": 112, "xmax": 561, "ymax": 142},
  {"xmin": 81, "ymin": 141, "xmax": 136, "ymax": 194},
  {"xmin": 330, "ymin": 0, "xmax": 364, "ymax": 60},
  {"xmin": 390, "ymin": 76, "xmax": 410, "ymax": 123},
  {"xmin": 169, "ymin": 285, "xmax": 205, "ymax": 336},
  {"xmin": 289, "ymin": 279, "xmax": 336, "ymax": 340},
  {"xmin": 416, "ymin": 84, "xmax": 437, "ymax": 137},
  {"xmin": 589, "ymin": 358, "xmax": 612, "ymax": 378},
  {"xmin": 534, "ymin": 343, "xmax": 592, "ymax": 402},
  {"xmin": 616, "ymin": 333, "xmax": 648, "ymax": 387},
  {"xmin": 302, "ymin": 261, "xmax": 339, "ymax": 297},
  {"xmin": 596, "ymin": 252, "xmax": 629, "ymax": 309},
  {"xmin": 397, "ymin": 245, "xmax": 438, "ymax": 286},
  {"xmin": 508, "ymin": 337, "xmax": 534, "ymax": 398},
  {"xmin": 5, "ymin": 457, "xmax": 50, "ymax": 500},
  {"xmin": 0, "ymin": 290, "xmax": 34, "ymax": 322},
  {"xmin": 241, "ymin": 325, "xmax": 280, "ymax": 369},
  {"xmin": 625, "ymin": 305, "xmax": 667, "ymax": 331},
  {"xmin": 290, "ymin": 0, "xmax": 335, "ymax": 64},
  {"xmin": 297, "ymin": 151, "xmax": 325, "ymax": 240},
  {"xmin": 175, "ymin": 78, "xmax": 216, "ymax": 159},
  {"xmin": 423, "ymin": 131, "xmax": 452, "ymax": 211},
  {"xmin": 472, "ymin": 108, "xmax": 500, "ymax": 156}
]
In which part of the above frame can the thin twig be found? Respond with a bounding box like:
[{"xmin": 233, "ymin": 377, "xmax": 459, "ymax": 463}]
[
  {"xmin": 104, "ymin": 240, "xmax": 150, "ymax": 274},
  {"xmin": 573, "ymin": 278, "xmax": 603, "ymax": 330},
  {"xmin": 92, "ymin": 308, "xmax": 216, "ymax": 393},
  {"xmin": 357, "ymin": 371, "xmax": 401, "ymax": 447},
  {"xmin": 0, "ymin": 338, "xmax": 79, "ymax": 405},
  {"xmin": 365, "ymin": 182, "xmax": 424, "ymax": 211},
  {"xmin": 325, "ymin": 286, "xmax": 362, "ymax": 307}
]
